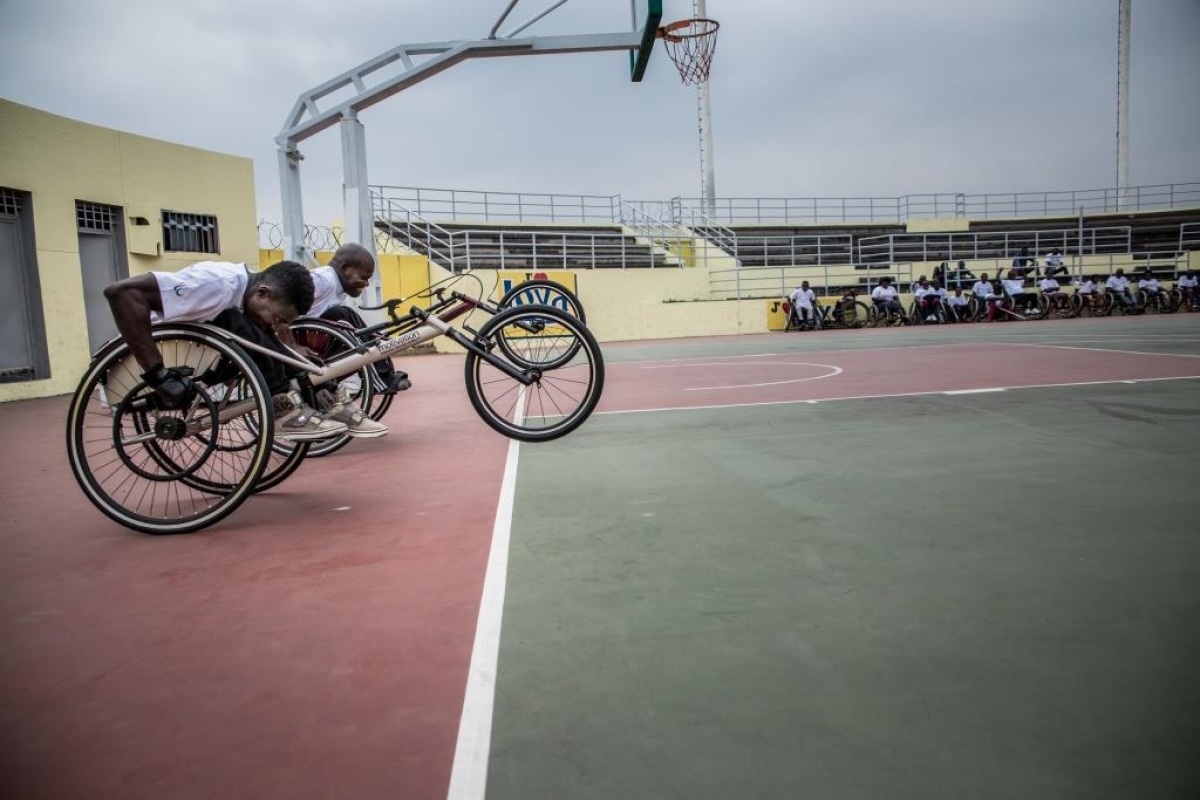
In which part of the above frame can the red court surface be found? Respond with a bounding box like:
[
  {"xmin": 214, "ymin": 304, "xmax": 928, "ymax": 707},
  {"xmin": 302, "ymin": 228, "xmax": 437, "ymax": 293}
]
[
  {"xmin": 1, "ymin": 355, "xmax": 509, "ymax": 800},
  {"xmin": 3, "ymin": 324, "xmax": 1199, "ymax": 799}
]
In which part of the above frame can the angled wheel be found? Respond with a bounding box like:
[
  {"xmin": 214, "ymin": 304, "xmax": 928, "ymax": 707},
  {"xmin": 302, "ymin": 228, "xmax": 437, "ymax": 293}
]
[
  {"xmin": 465, "ymin": 305, "xmax": 604, "ymax": 442},
  {"xmin": 290, "ymin": 319, "xmax": 376, "ymax": 457},
  {"xmin": 496, "ymin": 280, "xmax": 587, "ymax": 369},
  {"xmin": 499, "ymin": 278, "xmax": 586, "ymax": 323},
  {"xmin": 66, "ymin": 325, "xmax": 273, "ymax": 535}
]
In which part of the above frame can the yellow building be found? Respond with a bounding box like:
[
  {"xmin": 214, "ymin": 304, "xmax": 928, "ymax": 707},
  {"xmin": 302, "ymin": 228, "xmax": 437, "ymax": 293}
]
[{"xmin": 0, "ymin": 99, "xmax": 258, "ymax": 401}]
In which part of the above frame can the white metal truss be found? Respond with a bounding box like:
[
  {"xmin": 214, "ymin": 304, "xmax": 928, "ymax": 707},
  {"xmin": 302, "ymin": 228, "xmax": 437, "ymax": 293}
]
[{"xmin": 275, "ymin": 9, "xmax": 649, "ymax": 279}]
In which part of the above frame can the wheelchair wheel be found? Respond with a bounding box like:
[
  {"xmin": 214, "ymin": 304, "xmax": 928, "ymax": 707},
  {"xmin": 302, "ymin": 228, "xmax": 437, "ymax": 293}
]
[
  {"xmin": 499, "ymin": 278, "xmax": 586, "ymax": 323},
  {"xmin": 843, "ymin": 301, "xmax": 870, "ymax": 329},
  {"xmin": 66, "ymin": 325, "xmax": 273, "ymax": 535},
  {"xmin": 495, "ymin": 280, "xmax": 586, "ymax": 369},
  {"xmin": 290, "ymin": 319, "xmax": 376, "ymax": 457},
  {"xmin": 464, "ymin": 305, "xmax": 604, "ymax": 442}
]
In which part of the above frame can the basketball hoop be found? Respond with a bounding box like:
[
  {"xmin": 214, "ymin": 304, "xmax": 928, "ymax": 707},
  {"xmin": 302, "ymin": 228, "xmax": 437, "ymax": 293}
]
[{"xmin": 657, "ymin": 18, "xmax": 719, "ymax": 85}]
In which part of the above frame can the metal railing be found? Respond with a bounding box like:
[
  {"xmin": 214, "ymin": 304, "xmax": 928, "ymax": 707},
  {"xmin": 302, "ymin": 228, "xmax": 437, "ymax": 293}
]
[
  {"xmin": 1181, "ymin": 222, "xmax": 1200, "ymax": 250},
  {"xmin": 857, "ymin": 226, "xmax": 1132, "ymax": 264},
  {"xmin": 364, "ymin": 181, "xmax": 1197, "ymax": 227},
  {"xmin": 669, "ymin": 198, "xmax": 741, "ymax": 264},
  {"xmin": 619, "ymin": 201, "xmax": 687, "ymax": 267},
  {"xmin": 372, "ymin": 185, "xmax": 622, "ymax": 224},
  {"xmin": 674, "ymin": 182, "xmax": 1200, "ymax": 224},
  {"xmin": 708, "ymin": 263, "xmax": 907, "ymax": 301}
]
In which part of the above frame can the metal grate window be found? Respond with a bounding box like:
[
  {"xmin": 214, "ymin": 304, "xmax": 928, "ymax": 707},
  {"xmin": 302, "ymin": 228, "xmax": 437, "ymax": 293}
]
[
  {"xmin": 76, "ymin": 201, "xmax": 116, "ymax": 231},
  {"xmin": 162, "ymin": 210, "xmax": 220, "ymax": 253},
  {"xmin": 0, "ymin": 188, "xmax": 18, "ymax": 216}
]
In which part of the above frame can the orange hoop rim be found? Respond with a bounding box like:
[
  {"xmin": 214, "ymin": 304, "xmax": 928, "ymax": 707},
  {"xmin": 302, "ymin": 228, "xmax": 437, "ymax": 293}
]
[{"xmin": 657, "ymin": 17, "xmax": 719, "ymax": 43}]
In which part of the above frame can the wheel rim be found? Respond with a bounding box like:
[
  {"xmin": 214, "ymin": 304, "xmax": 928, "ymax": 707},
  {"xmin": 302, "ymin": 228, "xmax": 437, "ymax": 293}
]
[
  {"xmin": 67, "ymin": 330, "xmax": 272, "ymax": 533},
  {"xmin": 468, "ymin": 308, "xmax": 603, "ymax": 440}
]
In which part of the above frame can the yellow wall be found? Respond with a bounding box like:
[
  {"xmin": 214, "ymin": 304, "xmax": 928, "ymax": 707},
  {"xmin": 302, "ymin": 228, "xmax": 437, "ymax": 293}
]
[
  {"xmin": 0, "ymin": 99, "xmax": 257, "ymax": 401},
  {"xmin": 907, "ymin": 217, "xmax": 969, "ymax": 233}
]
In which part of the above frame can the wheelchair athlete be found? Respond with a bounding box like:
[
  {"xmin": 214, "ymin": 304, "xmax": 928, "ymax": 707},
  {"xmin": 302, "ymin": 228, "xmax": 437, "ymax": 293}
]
[
  {"xmin": 1177, "ymin": 270, "xmax": 1199, "ymax": 310},
  {"xmin": 1038, "ymin": 273, "xmax": 1069, "ymax": 314},
  {"xmin": 1136, "ymin": 268, "xmax": 1171, "ymax": 312},
  {"xmin": 870, "ymin": 276, "xmax": 908, "ymax": 325},
  {"xmin": 276, "ymin": 244, "xmax": 412, "ymax": 438},
  {"xmin": 1105, "ymin": 268, "xmax": 1136, "ymax": 313},
  {"xmin": 104, "ymin": 260, "xmax": 347, "ymax": 441}
]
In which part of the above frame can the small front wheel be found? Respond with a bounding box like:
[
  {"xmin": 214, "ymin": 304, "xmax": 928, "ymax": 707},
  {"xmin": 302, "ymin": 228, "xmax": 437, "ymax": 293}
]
[{"xmin": 464, "ymin": 306, "xmax": 604, "ymax": 442}]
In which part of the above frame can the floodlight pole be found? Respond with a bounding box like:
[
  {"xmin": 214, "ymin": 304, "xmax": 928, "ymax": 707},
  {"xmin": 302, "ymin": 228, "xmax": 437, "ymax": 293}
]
[
  {"xmin": 1116, "ymin": 0, "xmax": 1131, "ymax": 210},
  {"xmin": 695, "ymin": 0, "xmax": 717, "ymax": 215}
]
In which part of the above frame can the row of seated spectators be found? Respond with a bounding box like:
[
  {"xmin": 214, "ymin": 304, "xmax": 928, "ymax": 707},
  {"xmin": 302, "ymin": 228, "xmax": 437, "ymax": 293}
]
[{"xmin": 785, "ymin": 264, "xmax": 1199, "ymax": 329}]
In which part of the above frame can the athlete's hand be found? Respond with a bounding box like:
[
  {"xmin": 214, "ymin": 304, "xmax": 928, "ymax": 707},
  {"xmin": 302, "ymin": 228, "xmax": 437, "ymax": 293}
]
[{"xmin": 143, "ymin": 364, "xmax": 194, "ymax": 410}]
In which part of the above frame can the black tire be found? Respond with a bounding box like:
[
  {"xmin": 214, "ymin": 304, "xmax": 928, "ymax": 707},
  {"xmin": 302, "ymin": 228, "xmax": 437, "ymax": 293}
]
[
  {"xmin": 464, "ymin": 305, "xmax": 604, "ymax": 442},
  {"xmin": 66, "ymin": 325, "xmax": 273, "ymax": 535},
  {"xmin": 290, "ymin": 319, "xmax": 376, "ymax": 457},
  {"xmin": 843, "ymin": 301, "xmax": 870, "ymax": 329}
]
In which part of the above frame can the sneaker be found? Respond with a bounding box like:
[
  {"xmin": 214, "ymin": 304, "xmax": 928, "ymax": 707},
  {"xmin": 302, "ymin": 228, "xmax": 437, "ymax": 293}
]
[
  {"xmin": 273, "ymin": 391, "xmax": 348, "ymax": 441},
  {"xmin": 381, "ymin": 371, "xmax": 412, "ymax": 394},
  {"xmin": 322, "ymin": 385, "xmax": 389, "ymax": 439}
]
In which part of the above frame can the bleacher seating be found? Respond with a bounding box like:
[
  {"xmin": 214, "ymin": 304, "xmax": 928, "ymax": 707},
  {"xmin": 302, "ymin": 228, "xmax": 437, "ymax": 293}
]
[{"xmin": 376, "ymin": 220, "xmax": 674, "ymax": 270}]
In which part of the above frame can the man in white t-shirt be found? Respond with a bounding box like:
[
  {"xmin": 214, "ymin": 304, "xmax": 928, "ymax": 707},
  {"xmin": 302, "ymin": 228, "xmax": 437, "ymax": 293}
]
[
  {"xmin": 870, "ymin": 276, "xmax": 906, "ymax": 324},
  {"xmin": 1105, "ymin": 268, "xmax": 1134, "ymax": 312},
  {"xmin": 1137, "ymin": 268, "xmax": 1168, "ymax": 310},
  {"xmin": 945, "ymin": 287, "xmax": 968, "ymax": 321},
  {"xmin": 1000, "ymin": 267, "xmax": 1035, "ymax": 316},
  {"xmin": 971, "ymin": 273, "xmax": 1000, "ymax": 321},
  {"xmin": 1043, "ymin": 248, "xmax": 1067, "ymax": 277},
  {"xmin": 307, "ymin": 244, "xmax": 411, "ymax": 393},
  {"xmin": 105, "ymin": 260, "xmax": 347, "ymax": 441},
  {"xmin": 1039, "ymin": 273, "xmax": 1067, "ymax": 312},
  {"xmin": 1176, "ymin": 270, "xmax": 1199, "ymax": 309},
  {"xmin": 913, "ymin": 279, "xmax": 942, "ymax": 322},
  {"xmin": 788, "ymin": 280, "xmax": 818, "ymax": 330}
]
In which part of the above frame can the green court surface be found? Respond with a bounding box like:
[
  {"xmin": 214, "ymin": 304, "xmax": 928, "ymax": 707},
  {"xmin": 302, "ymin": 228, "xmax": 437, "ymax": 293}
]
[{"xmin": 481, "ymin": 317, "xmax": 1200, "ymax": 799}]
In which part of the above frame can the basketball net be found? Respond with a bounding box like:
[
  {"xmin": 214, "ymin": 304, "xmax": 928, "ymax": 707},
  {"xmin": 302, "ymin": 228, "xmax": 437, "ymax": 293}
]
[{"xmin": 658, "ymin": 18, "xmax": 719, "ymax": 85}]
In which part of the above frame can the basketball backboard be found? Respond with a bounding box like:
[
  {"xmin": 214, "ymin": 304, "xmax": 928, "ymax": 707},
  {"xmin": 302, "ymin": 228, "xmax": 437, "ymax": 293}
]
[{"xmin": 630, "ymin": 0, "xmax": 662, "ymax": 81}]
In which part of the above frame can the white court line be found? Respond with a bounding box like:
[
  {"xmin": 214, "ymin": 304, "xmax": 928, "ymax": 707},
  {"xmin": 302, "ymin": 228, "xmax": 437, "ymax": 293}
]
[
  {"xmin": 447, "ymin": 396, "xmax": 525, "ymax": 800},
  {"xmin": 614, "ymin": 341, "xmax": 976, "ymax": 367},
  {"xmin": 944, "ymin": 388, "xmax": 1005, "ymax": 395},
  {"xmin": 686, "ymin": 363, "xmax": 843, "ymax": 391},
  {"xmin": 596, "ymin": 374, "xmax": 1200, "ymax": 416},
  {"xmin": 996, "ymin": 341, "xmax": 1200, "ymax": 358}
]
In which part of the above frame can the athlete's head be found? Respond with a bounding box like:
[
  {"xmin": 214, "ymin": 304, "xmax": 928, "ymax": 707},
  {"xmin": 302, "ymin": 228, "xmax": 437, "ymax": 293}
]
[
  {"xmin": 329, "ymin": 243, "xmax": 375, "ymax": 298},
  {"xmin": 245, "ymin": 261, "xmax": 314, "ymax": 330}
]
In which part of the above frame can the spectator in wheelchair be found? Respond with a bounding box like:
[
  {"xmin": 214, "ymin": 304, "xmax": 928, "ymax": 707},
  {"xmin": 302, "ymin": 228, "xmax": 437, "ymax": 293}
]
[
  {"xmin": 1106, "ymin": 268, "xmax": 1135, "ymax": 312},
  {"xmin": 946, "ymin": 287, "xmax": 971, "ymax": 322},
  {"xmin": 1000, "ymin": 267, "xmax": 1036, "ymax": 316},
  {"xmin": 913, "ymin": 278, "xmax": 943, "ymax": 322},
  {"xmin": 871, "ymin": 276, "xmax": 906, "ymax": 323},
  {"xmin": 971, "ymin": 273, "xmax": 1004, "ymax": 321},
  {"xmin": 1137, "ymin": 267, "xmax": 1167, "ymax": 307},
  {"xmin": 104, "ymin": 260, "xmax": 348, "ymax": 441},
  {"xmin": 1039, "ymin": 272, "xmax": 1067, "ymax": 311},
  {"xmin": 1177, "ymin": 269, "xmax": 1199, "ymax": 309},
  {"xmin": 788, "ymin": 280, "xmax": 818, "ymax": 330}
]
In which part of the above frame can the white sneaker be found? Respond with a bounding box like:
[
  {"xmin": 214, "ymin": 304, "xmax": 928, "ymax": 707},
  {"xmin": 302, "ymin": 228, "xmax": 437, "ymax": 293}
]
[
  {"xmin": 273, "ymin": 391, "xmax": 348, "ymax": 441},
  {"xmin": 322, "ymin": 385, "xmax": 389, "ymax": 439}
]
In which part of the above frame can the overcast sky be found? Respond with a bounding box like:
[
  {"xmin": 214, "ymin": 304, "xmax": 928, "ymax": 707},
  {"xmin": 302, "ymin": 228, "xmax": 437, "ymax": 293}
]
[{"xmin": 2, "ymin": 0, "xmax": 1197, "ymax": 226}]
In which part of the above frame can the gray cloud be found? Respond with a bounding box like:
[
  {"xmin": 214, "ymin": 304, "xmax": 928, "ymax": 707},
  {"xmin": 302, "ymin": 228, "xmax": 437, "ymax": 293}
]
[{"xmin": 2, "ymin": 0, "xmax": 1196, "ymax": 226}]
